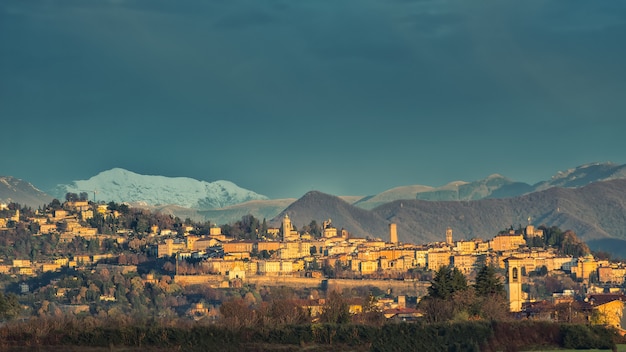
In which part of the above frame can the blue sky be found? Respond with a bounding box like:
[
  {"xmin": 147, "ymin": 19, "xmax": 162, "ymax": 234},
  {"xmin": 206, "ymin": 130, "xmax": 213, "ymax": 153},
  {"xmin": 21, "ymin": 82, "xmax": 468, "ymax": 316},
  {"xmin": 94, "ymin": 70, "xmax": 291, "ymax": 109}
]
[{"xmin": 2, "ymin": 0, "xmax": 626, "ymax": 199}]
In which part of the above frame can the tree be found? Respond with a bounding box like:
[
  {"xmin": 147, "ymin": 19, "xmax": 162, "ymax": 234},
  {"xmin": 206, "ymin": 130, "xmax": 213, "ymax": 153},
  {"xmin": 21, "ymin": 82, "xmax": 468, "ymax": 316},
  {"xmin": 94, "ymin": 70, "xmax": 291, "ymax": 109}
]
[
  {"xmin": 560, "ymin": 230, "xmax": 590, "ymax": 257},
  {"xmin": 474, "ymin": 265, "xmax": 505, "ymax": 297},
  {"xmin": 49, "ymin": 199, "xmax": 62, "ymax": 210},
  {"xmin": 475, "ymin": 292, "xmax": 510, "ymax": 321},
  {"xmin": 265, "ymin": 299, "xmax": 310, "ymax": 326},
  {"xmin": 320, "ymin": 291, "xmax": 351, "ymax": 324},
  {"xmin": 132, "ymin": 217, "xmax": 150, "ymax": 234},
  {"xmin": 0, "ymin": 292, "xmax": 21, "ymax": 321},
  {"xmin": 309, "ymin": 220, "xmax": 322, "ymax": 238},
  {"xmin": 421, "ymin": 266, "xmax": 472, "ymax": 322},
  {"xmin": 541, "ymin": 226, "xmax": 565, "ymax": 248},
  {"xmin": 419, "ymin": 296, "xmax": 455, "ymax": 323},
  {"xmin": 118, "ymin": 203, "xmax": 130, "ymax": 215},
  {"xmin": 260, "ymin": 218, "xmax": 268, "ymax": 237},
  {"xmin": 535, "ymin": 265, "xmax": 548, "ymax": 277},
  {"xmin": 471, "ymin": 265, "xmax": 509, "ymax": 320},
  {"xmin": 353, "ymin": 293, "xmax": 384, "ymax": 325},
  {"xmin": 428, "ymin": 266, "xmax": 467, "ymax": 300},
  {"xmin": 450, "ymin": 267, "xmax": 467, "ymax": 292},
  {"xmin": 65, "ymin": 192, "xmax": 79, "ymax": 202},
  {"xmin": 309, "ymin": 258, "xmax": 320, "ymax": 270},
  {"xmin": 220, "ymin": 298, "xmax": 256, "ymax": 328},
  {"xmin": 87, "ymin": 239, "xmax": 99, "ymax": 254},
  {"xmin": 527, "ymin": 235, "xmax": 545, "ymax": 248}
]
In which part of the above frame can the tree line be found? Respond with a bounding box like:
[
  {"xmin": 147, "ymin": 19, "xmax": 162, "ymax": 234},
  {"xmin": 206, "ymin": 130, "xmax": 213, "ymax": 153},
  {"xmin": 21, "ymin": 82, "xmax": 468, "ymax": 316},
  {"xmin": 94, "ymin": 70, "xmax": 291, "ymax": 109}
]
[{"xmin": 0, "ymin": 315, "xmax": 619, "ymax": 351}]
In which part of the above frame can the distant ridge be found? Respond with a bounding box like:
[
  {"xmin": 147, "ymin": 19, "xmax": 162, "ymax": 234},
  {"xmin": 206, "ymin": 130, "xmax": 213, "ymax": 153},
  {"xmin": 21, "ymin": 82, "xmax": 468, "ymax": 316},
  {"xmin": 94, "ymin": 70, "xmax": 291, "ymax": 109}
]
[
  {"xmin": 199, "ymin": 198, "xmax": 296, "ymax": 225},
  {"xmin": 0, "ymin": 176, "xmax": 52, "ymax": 209},
  {"xmin": 4, "ymin": 161, "xmax": 626, "ymax": 235},
  {"xmin": 354, "ymin": 185, "xmax": 435, "ymax": 210},
  {"xmin": 276, "ymin": 180, "xmax": 626, "ymax": 244},
  {"xmin": 354, "ymin": 162, "xmax": 625, "ymax": 209},
  {"xmin": 374, "ymin": 179, "xmax": 626, "ymax": 243},
  {"xmin": 533, "ymin": 162, "xmax": 626, "ymax": 190},
  {"xmin": 354, "ymin": 176, "xmax": 535, "ymax": 209},
  {"xmin": 587, "ymin": 238, "xmax": 626, "ymax": 261},
  {"xmin": 271, "ymin": 191, "xmax": 390, "ymax": 239}
]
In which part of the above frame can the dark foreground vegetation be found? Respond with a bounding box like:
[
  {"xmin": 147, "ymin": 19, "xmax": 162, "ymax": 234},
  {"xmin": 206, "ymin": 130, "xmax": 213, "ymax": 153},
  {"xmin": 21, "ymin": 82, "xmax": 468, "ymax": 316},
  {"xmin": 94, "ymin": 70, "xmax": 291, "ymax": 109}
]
[{"xmin": 0, "ymin": 316, "xmax": 621, "ymax": 352}]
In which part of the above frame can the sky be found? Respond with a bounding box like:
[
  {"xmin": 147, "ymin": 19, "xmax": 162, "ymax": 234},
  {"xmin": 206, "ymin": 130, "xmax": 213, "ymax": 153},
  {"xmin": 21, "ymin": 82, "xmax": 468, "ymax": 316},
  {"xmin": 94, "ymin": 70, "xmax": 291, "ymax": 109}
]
[{"xmin": 2, "ymin": 0, "xmax": 626, "ymax": 199}]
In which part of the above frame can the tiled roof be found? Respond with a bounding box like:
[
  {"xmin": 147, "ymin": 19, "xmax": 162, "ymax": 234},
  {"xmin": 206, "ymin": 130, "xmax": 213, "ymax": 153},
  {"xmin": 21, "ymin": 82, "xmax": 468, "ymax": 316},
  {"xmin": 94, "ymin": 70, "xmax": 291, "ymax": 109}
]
[{"xmin": 588, "ymin": 294, "xmax": 626, "ymax": 306}]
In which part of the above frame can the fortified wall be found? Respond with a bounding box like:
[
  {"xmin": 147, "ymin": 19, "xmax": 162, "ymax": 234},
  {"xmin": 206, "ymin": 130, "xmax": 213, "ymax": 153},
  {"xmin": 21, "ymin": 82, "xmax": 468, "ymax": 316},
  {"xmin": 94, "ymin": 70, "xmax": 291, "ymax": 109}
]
[{"xmin": 174, "ymin": 274, "xmax": 430, "ymax": 297}]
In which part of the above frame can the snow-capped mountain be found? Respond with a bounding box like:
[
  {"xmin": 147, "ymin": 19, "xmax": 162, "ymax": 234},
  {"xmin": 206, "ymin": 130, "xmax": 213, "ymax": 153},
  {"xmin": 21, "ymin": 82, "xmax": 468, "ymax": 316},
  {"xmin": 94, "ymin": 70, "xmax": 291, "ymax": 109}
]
[
  {"xmin": 352, "ymin": 163, "xmax": 626, "ymax": 209},
  {"xmin": 50, "ymin": 168, "xmax": 267, "ymax": 209},
  {"xmin": 354, "ymin": 174, "xmax": 534, "ymax": 209},
  {"xmin": 533, "ymin": 162, "xmax": 626, "ymax": 191}
]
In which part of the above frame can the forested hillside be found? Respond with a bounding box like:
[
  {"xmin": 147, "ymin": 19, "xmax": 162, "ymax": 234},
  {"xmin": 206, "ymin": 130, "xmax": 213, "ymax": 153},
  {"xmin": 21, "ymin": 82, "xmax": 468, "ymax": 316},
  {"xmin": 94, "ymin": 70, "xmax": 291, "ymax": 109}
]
[{"xmin": 277, "ymin": 180, "xmax": 626, "ymax": 244}]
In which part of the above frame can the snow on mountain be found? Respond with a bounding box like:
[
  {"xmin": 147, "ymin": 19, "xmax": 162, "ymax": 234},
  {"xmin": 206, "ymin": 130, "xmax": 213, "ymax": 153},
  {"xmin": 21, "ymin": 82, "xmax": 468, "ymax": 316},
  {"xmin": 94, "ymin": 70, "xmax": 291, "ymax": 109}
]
[
  {"xmin": 50, "ymin": 168, "xmax": 268, "ymax": 209},
  {"xmin": 534, "ymin": 162, "xmax": 626, "ymax": 191}
]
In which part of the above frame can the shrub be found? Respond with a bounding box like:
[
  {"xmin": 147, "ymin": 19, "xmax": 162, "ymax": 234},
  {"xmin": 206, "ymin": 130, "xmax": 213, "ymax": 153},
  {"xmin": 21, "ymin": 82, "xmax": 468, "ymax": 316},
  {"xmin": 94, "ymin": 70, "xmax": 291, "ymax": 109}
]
[{"xmin": 561, "ymin": 324, "xmax": 617, "ymax": 350}]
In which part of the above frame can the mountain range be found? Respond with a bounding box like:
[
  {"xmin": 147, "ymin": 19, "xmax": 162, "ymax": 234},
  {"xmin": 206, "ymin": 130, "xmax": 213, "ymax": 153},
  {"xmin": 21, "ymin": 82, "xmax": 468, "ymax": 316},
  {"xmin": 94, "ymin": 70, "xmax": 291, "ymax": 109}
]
[
  {"xmin": 2, "ymin": 162, "xmax": 626, "ymax": 249},
  {"xmin": 355, "ymin": 162, "xmax": 626, "ymax": 209},
  {"xmin": 276, "ymin": 179, "xmax": 626, "ymax": 244}
]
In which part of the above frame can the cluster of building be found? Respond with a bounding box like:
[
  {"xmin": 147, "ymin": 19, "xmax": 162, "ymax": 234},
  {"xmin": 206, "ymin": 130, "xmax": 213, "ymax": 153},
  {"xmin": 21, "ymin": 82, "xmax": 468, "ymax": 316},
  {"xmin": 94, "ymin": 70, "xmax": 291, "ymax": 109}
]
[
  {"xmin": 0, "ymin": 254, "xmax": 118, "ymax": 277},
  {"xmin": 2, "ymin": 202, "xmax": 624, "ymax": 290},
  {"xmin": 151, "ymin": 214, "xmax": 626, "ymax": 327},
  {"xmin": 0, "ymin": 202, "xmax": 127, "ymax": 276},
  {"xmin": 0, "ymin": 201, "xmax": 127, "ymax": 243},
  {"xmin": 5, "ymin": 201, "xmax": 626, "ymax": 328},
  {"xmin": 153, "ymin": 216, "xmax": 617, "ymax": 286}
]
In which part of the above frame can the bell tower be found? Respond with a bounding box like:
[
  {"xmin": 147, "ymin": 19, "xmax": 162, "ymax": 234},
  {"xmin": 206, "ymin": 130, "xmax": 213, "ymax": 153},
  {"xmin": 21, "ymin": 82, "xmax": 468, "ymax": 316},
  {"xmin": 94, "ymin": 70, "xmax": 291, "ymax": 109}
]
[
  {"xmin": 505, "ymin": 257, "xmax": 523, "ymax": 312},
  {"xmin": 282, "ymin": 215, "xmax": 292, "ymax": 241},
  {"xmin": 446, "ymin": 227, "xmax": 453, "ymax": 246}
]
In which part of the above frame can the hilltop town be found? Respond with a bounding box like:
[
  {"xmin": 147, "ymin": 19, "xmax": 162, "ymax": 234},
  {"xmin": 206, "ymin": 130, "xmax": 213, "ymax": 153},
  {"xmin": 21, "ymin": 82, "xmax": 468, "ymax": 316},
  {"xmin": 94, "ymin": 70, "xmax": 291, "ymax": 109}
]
[{"xmin": 1, "ymin": 196, "xmax": 625, "ymax": 331}]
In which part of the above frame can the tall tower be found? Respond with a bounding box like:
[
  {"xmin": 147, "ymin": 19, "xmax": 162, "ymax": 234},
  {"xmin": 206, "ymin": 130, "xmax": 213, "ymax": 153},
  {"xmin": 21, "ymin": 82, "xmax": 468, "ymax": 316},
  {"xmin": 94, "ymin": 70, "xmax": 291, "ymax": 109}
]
[
  {"xmin": 525, "ymin": 225, "xmax": 535, "ymax": 237},
  {"xmin": 282, "ymin": 215, "xmax": 292, "ymax": 241},
  {"xmin": 389, "ymin": 223, "xmax": 398, "ymax": 244},
  {"xmin": 186, "ymin": 236, "xmax": 197, "ymax": 251},
  {"xmin": 446, "ymin": 227, "xmax": 453, "ymax": 246},
  {"xmin": 505, "ymin": 258, "xmax": 523, "ymax": 312}
]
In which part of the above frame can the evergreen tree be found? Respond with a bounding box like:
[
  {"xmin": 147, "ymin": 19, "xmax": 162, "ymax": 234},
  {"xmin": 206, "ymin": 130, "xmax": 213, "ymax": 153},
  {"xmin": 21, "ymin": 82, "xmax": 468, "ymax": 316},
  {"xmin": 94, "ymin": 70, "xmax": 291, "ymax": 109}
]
[
  {"xmin": 0, "ymin": 292, "xmax": 21, "ymax": 321},
  {"xmin": 450, "ymin": 267, "xmax": 468, "ymax": 292},
  {"xmin": 261, "ymin": 218, "xmax": 268, "ymax": 236},
  {"xmin": 474, "ymin": 265, "xmax": 505, "ymax": 297},
  {"xmin": 428, "ymin": 266, "xmax": 467, "ymax": 300}
]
